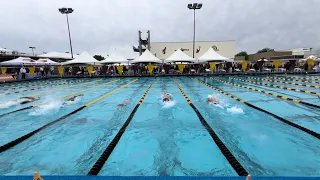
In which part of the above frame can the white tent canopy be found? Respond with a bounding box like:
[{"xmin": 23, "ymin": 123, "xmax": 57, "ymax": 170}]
[
  {"xmin": 100, "ymin": 53, "xmax": 129, "ymax": 64},
  {"xmin": 165, "ymin": 49, "xmax": 195, "ymax": 63},
  {"xmin": 0, "ymin": 47, "xmax": 13, "ymax": 52},
  {"xmin": 36, "ymin": 58, "xmax": 60, "ymax": 65},
  {"xmin": 131, "ymin": 49, "xmax": 162, "ymax": 63},
  {"xmin": 299, "ymin": 55, "xmax": 319, "ymax": 62},
  {"xmin": 38, "ymin": 52, "xmax": 79, "ymax": 59},
  {"xmin": 198, "ymin": 48, "xmax": 233, "ymax": 63},
  {"xmin": 257, "ymin": 58, "xmax": 269, "ymax": 62},
  {"xmin": 0, "ymin": 57, "xmax": 39, "ymax": 65},
  {"xmin": 62, "ymin": 51, "xmax": 100, "ymax": 65}
]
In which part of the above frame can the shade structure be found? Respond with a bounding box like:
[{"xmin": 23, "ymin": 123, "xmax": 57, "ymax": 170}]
[
  {"xmin": 0, "ymin": 47, "xmax": 12, "ymax": 52},
  {"xmin": 257, "ymin": 58, "xmax": 269, "ymax": 62},
  {"xmin": 0, "ymin": 57, "xmax": 39, "ymax": 66},
  {"xmin": 131, "ymin": 49, "xmax": 162, "ymax": 64},
  {"xmin": 36, "ymin": 58, "xmax": 60, "ymax": 65},
  {"xmin": 299, "ymin": 55, "xmax": 319, "ymax": 62},
  {"xmin": 62, "ymin": 51, "xmax": 100, "ymax": 65},
  {"xmin": 38, "ymin": 52, "xmax": 79, "ymax": 59},
  {"xmin": 100, "ymin": 53, "xmax": 129, "ymax": 64},
  {"xmin": 198, "ymin": 48, "xmax": 233, "ymax": 63},
  {"xmin": 165, "ymin": 49, "xmax": 195, "ymax": 63}
]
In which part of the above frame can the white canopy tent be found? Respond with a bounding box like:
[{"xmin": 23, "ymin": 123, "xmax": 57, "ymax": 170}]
[
  {"xmin": 299, "ymin": 55, "xmax": 319, "ymax": 62},
  {"xmin": 198, "ymin": 48, "xmax": 234, "ymax": 63},
  {"xmin": 62, "ymin": 51, "xmax": 101, "ymax": 65},
  {"xmin": 36, "ymin": 58, "xmax": 60, "ymax": 65},
  {"xmin": 0, "ymin": 57, "xmax": 39, "ymax": 66},
  {"xmin": 131, "ymin": 49, "xmax": 162, "ymax": 64},
  {"xmin": 38, "ymin": 52, "xmax": 80, "ymax": 59},
  {"xmin": 0, "ymin": 47, "xmax": 13, "ymax": 52},
  {"xmin": 165, "ymin": 49, "xmax": 196, "ymax": 63},
  {"xmin": 100, "ymin": 53, "xmax": 129, "ymax": 64}
]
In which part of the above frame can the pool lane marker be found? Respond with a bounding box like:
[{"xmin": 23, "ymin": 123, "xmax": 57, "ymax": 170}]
[
  {"xmin": 6, "ymin": 79, "xmax": 102, "ymax": 103},
  {"xmin": 211, "ymin": 77, "xmax": 320, "ymax": 109},
  {"xmin": 3, "ymin": 80, "xmax": 83, "ymax": 95},
  {"xmin": 194, "ymin": 78, "xmax": 320, "ymax": 140},
  {"xmin": 1, "ymin": 79, "xmax": 68, "ymax": 89},
  {"xmin": 0, "ymin": 79, "xmax": 139, "ymax": 153},
  {"xmin": 87, "ymin": 78, "xmax": 157, "ymax": 175},
  {"xmin": 242, "ymin": 76, "xmax": 320, "ymax": 89},
  {"xmin": 268, "ymin": 75, "xmax": 320, "ymax": 81},
  {"xmin": 230, "ymin": 77, "xmax": 320, "ymax": 96},
  {"xmin": 0, "ymin": 79, "xmax": 121, "ymax": 118},
  {"xmin": 172, "ymin": 78, "xmax": 248, "ymax": 176},
  {"xmin": 264, "ymin": 76, "xmax": 320, "ymax": 84}
]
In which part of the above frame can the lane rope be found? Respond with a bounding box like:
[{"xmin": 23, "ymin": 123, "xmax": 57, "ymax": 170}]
[
  {"xmin": 0, "ymin": 79, "xmax": 139, "ymax": 153},
  {"xmin": 230, "ymin": 77, "xmax": 320, "ymax": 95},
  {"xmin": 87, "ymin": 78, "xmax": 157, "ymax": 175},
  {"xmin": 172, "ymin": 78, "xmax": 249, "ymax": 176},
  {"xmin": 242, "ymin": 76, "xmax": 320, "ymax": 89},
  {"xmin": 0, "ymin": 79, "xmax": 68, "ymax": 89},
  {"xmin": 3, "ymin": 80, "xmax": 83, "ymax": 95},
  {"xmin": 264, "ymin": 76, "xmax": 320, "ymax": 84},
  {"xmin": 0, "ymin": 79, "xmax": 121, "ymax": 118},
  {"xmin": 6, "ymin": 79, "xmax": 102, "ymax": 103},
  {"xmin": 269, "ymin": 75, "xmax": 320, "ymax": 81},
  {"xmin": 194, "ymin": 78, "xmax": 320, "ymax": 140},
  {"xmin": 210, "ymin": 77, "xmax": 320, "ymax": 109}
]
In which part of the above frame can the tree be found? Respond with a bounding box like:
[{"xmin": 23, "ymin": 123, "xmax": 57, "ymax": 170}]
[
  {"xmin": 93, "ymin": 55, "xmax": 105, "ymax": 61},
  {"xmin": 257, "ymin": 48, "xmax": 275, "ymax": 53},
  {"xmin": 235, "ymin": 51, "xmax": 249, "ymax": 60}
]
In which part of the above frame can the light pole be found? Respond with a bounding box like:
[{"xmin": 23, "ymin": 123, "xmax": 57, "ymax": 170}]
[
  {"xmin": 59, "ymin": 7, "xmax": 74, "ymax": 59},
  {"xmin": 188, "ymin": 3, "xmax": 202, "ymax": 58},
  {"xmin": 29, "ymin": 47, "xmax": 36, "ymax": 56}
]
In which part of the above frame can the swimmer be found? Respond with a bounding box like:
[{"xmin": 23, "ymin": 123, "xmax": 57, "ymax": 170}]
[
  {"xmin": 63, "ymin": 94, "xmax": 84, "ymax": 105},
  {"xmin": 163, "ymin": 92, "xmax": 172, "ymax": 102},
  {"xmin": 207, "ymin": 95, "xmax": 218, "ymax": 104},
  {"xmin": 118, "ymin": 99, "xmax": 129, "ymax": 107},
  {"xmin": 19, "ymin": 96, "xmax": 40, "ymax": 104}
]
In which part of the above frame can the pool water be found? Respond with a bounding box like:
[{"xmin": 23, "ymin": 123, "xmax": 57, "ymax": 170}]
[{"xmin": 0, "ymin": 76, "xmax": 319, "ymax": 176}]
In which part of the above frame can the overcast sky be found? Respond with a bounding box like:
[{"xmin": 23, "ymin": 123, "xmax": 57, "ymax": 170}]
[{"xmin": 1, "ymin": 0, "xmax": 319, "ymax": 58}]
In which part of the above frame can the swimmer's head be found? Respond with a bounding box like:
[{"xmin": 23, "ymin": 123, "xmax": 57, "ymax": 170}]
[{"xmin": 208, "ymin": 95, "xmax": 213, "ymax": 99}]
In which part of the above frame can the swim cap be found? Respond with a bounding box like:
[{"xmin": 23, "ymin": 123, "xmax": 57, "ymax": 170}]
[{"xmin": 208, "ymin": 95, "xmax": 213, "ymax": 98}]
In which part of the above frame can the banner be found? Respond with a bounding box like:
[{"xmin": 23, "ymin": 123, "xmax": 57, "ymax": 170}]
[
  {"xmin": 87, "ymin": 65, "xmax": 94, "ymax": 76},
  {"xmin": 209, "ymin": 62, "xmax": 216, "ymax": 72},
  {"xmin": 1, "ymin": 67, "xmax": 7, "ymax": 74},
  {"xmin": 307, "ymin": 58, "xmax": 314, "ymax": 70},
  {"xmin": 116, "ymin": 65, "xmax": 123, "ymax": 75},
  {"xmin": 58, "ymin": 66, "xmax": 64, "ymax": 77},
  {"xmin": 28, "ymin": 67, "xmax": 35, "ymax": 77},
  {"xmin": 241, "ymin": 61, "xmax": 248, "ymax": 72},
  {"xmin": 273, "ymin": 60, "xmax": 280, "ymax": 70},
  {"xmin": 177, "ymin": 64, "xmax": 185, "ymax": 73},
  {"xmin": 147, "ymin": 65, "xmax": 155, "ymax": 75}
]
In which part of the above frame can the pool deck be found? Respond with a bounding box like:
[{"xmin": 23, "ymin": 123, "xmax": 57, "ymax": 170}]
[{"xmin": 1, "ymin": 72, "xmax": 320, "ymax": 84}]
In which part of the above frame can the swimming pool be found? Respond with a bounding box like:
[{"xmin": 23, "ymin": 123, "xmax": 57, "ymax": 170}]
[{"xmin": 0, "ymin": 76, "xmax": 319, "ymax": 176}]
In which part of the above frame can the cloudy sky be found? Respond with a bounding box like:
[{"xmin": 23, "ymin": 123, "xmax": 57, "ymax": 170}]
[{"xmin": 0, "ymin": 0, "xmax": 319, "ymax": 58}]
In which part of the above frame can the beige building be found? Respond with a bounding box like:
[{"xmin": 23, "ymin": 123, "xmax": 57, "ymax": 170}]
[{"xmin": 150, "ymin": 40, "xmax": 235, "ymax": 60}]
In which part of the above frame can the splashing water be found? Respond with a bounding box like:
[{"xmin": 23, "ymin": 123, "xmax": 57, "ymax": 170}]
[
  {"xmin": 29, "ymin": 97, "xmax": 64, "ymax": 116},
  {"xmin": 159, "ymin": 93, "xmax": 176, "ymax": 108},
  {"xmin": 62, "ymin": 96, "xmax": 83, "ymax": 107},
  {"xmin": 162, "ymin": 101, "xmax": 176, "ymax": 109},
  {"xmin": 227, "ymin": 106, "xmax": 244, "ymax": 114},
  {"xmin": 0, "ymin": 99, "xmax": 26, "ymax": 109}
]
